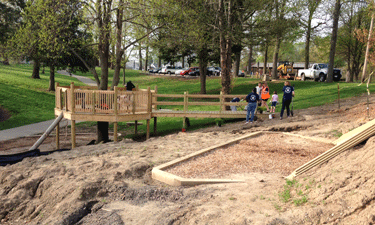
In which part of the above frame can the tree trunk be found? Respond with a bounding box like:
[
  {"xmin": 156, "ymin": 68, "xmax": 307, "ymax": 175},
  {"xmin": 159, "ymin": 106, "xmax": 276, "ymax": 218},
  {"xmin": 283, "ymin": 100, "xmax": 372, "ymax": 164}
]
[
  {"xmin": 327, "ymin": 0, "xmax": 341, "ymax": 83},
  {"xmin": 345, "ymin": 70, "xmax": 351, "ymax": 82},
  {"xmin": 247, "ymin": 45, "xmax": 253, "ymax": 73},
  {"xmin": 145, "ymin": 45, "xmax": 149, "ymax": 71},
  {"xmin": 234, "ymin": 49, "xmax": 241, "ymax": 77},
  {"xmin": 272, "ymin": 36, "xmax": 281, "ymax": 79},
  {"xmin": 199, "ymin": 48, "xmax": 208, "ymax": 94},
  {"xmin": 361, "ymin": 14, "xmax": 374, "ymax": 82},
  {"xmin": 139, "ymin": 45, "xmax": 142, "ymax": 70},
  {"xmin": 219, "ymin": 0, "xmax": 232, "ymax": 95},
  {"xmin": 158, "ymin": 57, "xmax": 161, "ymax": 68},
  {"xmin": 112, "ymin": 2, "xmax": 124, "ymax": 89},
  {"xmin": 32, "ymin": 59, "xmax": 40, "ymax": 79},
  {"xmin": 304, "ymin": 18, "xmax": 312, "ymax": 69},
  {"xmin": 48, "ymin": 64, "xmax": 55, "ymax": 91},
  {"xmin": 97, "ymin": 121, "xmax": 109, "ymax": 143},
  {"xmin": 96, "ymin": 0, "xmax": 112, "ymax": 143},
  {"xmin": 263, "ymin": 43, "xmax": 268, "ymax": 78}
]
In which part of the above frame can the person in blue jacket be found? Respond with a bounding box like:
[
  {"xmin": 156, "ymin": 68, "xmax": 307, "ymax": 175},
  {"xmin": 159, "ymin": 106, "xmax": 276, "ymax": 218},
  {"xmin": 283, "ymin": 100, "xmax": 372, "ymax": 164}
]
[
  {"xmin": 245, "ymin": 87, "xmax": 260, "ymax": 124},
  {"xmin": 280, "ymin": 81, "xmax": 295, "ymax": 120}
]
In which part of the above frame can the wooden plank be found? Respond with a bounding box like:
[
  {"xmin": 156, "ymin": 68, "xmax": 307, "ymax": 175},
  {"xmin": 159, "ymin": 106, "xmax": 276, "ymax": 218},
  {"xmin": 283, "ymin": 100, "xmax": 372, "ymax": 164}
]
[
  {"xmin": 153, "ymin": 94, "xmax": 184, "ymax": 98},
  {"xmin": 153, "ymin": 102, "xmax": 184, "ymax": 106},
  {"xmin": 188, "ymin": 102, "xmax": 221, "ymax": 106},
  {"xmin": 187, "ymin": 94, "xmax": 220, "ymax": 99}
]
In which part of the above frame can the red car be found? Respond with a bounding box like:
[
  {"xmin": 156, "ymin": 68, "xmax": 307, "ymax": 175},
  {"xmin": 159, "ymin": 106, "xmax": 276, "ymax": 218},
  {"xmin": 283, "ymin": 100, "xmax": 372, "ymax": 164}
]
[{"xmin": 180, "ymin": 67, "xmax": 199, "ymax": 76}]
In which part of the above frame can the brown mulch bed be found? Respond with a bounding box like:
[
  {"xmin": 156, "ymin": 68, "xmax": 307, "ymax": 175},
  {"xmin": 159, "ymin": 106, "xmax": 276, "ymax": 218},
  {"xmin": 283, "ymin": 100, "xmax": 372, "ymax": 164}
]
[{"xmin": 166, "ymin": 133, "xmax": 335, "ymax": 179}]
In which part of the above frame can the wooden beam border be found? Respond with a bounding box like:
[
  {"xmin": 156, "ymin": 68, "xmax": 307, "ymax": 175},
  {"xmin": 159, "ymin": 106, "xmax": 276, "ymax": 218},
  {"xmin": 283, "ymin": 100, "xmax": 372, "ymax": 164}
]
[{"xmin": 152, "ymin": 131, "xmax": 331, "ymax": 186}]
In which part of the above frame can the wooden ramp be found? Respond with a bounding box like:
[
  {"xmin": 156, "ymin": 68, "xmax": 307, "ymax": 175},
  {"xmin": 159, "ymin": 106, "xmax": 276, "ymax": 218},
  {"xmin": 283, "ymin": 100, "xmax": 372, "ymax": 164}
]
[{"xmin": 287, "ymin": 118, "xmax": 375, "ymax": 179}]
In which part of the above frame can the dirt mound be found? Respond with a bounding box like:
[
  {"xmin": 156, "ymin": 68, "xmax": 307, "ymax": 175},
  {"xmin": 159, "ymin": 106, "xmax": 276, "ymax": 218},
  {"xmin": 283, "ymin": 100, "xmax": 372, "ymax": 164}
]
[
  {"xmin": 287, "ymin": 136, "xmax": 375, "ymax": 224},
  {"xmin": 0, "ymin": 106, "xmax": 11, "ymax": 122},
  {"xmin": 1, "ymin": 94, "xmax": 375, "ymax": 224}
]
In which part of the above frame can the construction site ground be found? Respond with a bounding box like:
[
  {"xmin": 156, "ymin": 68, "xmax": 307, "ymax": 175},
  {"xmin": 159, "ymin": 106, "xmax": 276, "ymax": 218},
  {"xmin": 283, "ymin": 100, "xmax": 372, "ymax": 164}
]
[{"xmin": 1, "ymin": 94, "xmax": 375, "ymax": 224}]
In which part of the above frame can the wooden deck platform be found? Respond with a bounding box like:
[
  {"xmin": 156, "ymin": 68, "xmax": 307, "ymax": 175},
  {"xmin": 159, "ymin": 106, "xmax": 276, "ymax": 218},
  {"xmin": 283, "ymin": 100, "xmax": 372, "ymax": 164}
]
[{"xmin": 55, "ymin": 83, "xmax": 265, "ymax": 148}]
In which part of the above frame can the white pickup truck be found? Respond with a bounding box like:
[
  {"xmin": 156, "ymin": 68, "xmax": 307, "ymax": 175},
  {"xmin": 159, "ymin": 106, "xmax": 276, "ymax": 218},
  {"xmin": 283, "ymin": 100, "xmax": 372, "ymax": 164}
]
[{"xmin": 297, "ymin": 63, "xmax": 342, "ymax": 82}]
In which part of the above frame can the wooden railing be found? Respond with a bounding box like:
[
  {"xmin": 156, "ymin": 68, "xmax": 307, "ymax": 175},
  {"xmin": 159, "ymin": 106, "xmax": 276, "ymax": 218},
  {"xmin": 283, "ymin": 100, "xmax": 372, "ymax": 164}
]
[
  {"xmin": 153, "ymin": 91, "xmax": 248, "ymax": 112},
  {"xmin": 55, "ymin": 83, "xmax": 154, "ymax": 115},
  {"xmin": 56, "ymin": 83, "xmax": 251, "ymax": 118}
]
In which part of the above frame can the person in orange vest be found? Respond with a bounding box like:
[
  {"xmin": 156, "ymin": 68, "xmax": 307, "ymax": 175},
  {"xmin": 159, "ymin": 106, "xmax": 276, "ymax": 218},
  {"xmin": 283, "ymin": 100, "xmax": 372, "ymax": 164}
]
[{"xmin": 261, "ymin": 82, "xmax": 270, "ymax": 112}]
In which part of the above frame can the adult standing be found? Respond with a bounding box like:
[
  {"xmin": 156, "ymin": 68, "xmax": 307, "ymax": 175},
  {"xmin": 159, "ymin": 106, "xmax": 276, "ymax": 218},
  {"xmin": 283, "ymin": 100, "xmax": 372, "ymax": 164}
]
[
  {"xmin": 245, "ymin": 87, "xmax": 260, "ymax": 124},
  {"xmin": 280, "ymin": 81, "xmax": 295, "ymax": 120},
  {"xmin": 261, "ymin": 82, "xmax": 270, "ymax": 112},
  {"xmin": 256, "ymin": 82, "xmax": 262, "ymax": 97}
]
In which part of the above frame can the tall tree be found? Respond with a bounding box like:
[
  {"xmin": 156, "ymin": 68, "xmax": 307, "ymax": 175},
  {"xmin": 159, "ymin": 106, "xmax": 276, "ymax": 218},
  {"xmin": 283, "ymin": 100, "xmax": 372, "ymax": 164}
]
[
  {"xmin": 0, "ymin": 0, "xmax": 25, "ymax": 63},
  {"xmin": 299, "ymin": 0, "xmax": 324, "ymax": 69},
  {"xmin": 327, "ymin": 0, "xmax": 342, "ymax": 82},
  {"xmin": 336, "ymin": 1, "xmax": 368, "ymax": 82}
]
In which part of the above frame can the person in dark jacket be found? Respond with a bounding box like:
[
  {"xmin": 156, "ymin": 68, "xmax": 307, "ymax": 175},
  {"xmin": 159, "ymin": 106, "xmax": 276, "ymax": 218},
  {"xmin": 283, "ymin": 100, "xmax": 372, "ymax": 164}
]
[
  {"xmin": 280, "ymin": 81, "xmax": 295, "ymax": 120},
  {"xmin": 126, "ymin": 81, "xmax": 135, "ymax": 91},
  {"xmin": 245, "ymin": 88, "xmax": 260, "ymax": 124}
]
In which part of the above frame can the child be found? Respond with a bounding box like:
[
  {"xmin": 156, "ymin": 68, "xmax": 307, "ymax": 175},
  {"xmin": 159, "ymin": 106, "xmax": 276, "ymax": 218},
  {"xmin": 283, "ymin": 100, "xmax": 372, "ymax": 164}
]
[{"xmin": 271, "ymin": 91, "xmax": 279, "ymax": 113}]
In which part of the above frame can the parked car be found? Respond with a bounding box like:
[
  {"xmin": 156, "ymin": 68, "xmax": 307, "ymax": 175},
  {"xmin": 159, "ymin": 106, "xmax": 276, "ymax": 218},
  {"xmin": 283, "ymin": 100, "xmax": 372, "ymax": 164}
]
[
  {"xmin": 188, "ymin": 67, "xmax": 200, "ymax": 76},
  {"xmin": 149, "ymin": 67, "xmax": 160, "ymax": 73},
  {"xmin": 207, "ymin": 66, "xmax": 221, "ymax": 76},
  {"xmin": 238, "ymin": 70, "xmax": 245, "ymax": 77},
  {"xmin": 175, "ymin": 67, "xmax": 188, "ymax": 75},
  {"xmin": 181, "ymin": 67, "xmax": 199, "ymax": 76},
  {"xmin": 160, "ymin": 66, "xmax": 182, "ymax": 75}
]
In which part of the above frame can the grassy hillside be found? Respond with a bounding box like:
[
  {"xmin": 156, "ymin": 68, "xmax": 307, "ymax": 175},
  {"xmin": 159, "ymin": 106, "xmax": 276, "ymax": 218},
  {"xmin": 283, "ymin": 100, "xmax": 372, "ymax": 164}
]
[
  {"xmin": 1, "ymin": 64, "xmax": 373, "ymax": 135},
  {"xmin": 0, "ymin": 64, "xmax": 86, "ymax": 130}
]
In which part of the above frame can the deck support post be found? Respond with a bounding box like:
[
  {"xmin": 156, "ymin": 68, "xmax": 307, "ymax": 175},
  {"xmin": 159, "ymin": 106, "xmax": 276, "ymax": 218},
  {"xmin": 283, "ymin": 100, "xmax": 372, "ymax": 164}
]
[
  {"xmin": 56, "ymin": 117, "xmax": 60, "ymax": 150},
  {"xmin": 114, "ymin": 122, "xmax": 118, "ymax": 142},
  {"xmin": 70, "ymin": 82, "xmax": 75, "ymax": 113},
  {"xmin": 153, "ymin": 117, "xmax": 157, "ymax": 135},
  {"xmin": 135, "ymin": 120, "xmax": 138, "ymax": 135},
  {"xmin": 71, "ymin": 120, "xmax": 76, "ymax": 148},
  {"xmin": 146, "ymin": 119, "xmax": 150, "ymax": 139}
]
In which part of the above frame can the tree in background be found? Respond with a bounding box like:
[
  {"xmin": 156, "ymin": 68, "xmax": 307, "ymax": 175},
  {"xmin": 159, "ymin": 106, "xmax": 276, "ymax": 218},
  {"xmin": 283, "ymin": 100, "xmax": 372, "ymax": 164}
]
[
  {"xmin": 298, "ymin": 0, "xmax": 325, "ymax": 69},
  {"xmin": 327, "ymin": 0, "xmax": 342, "ymax": 82},
  {"xmin": 336, "ymin": 1, "xmax": 368, "ymax": 82},
  {"xmin": 0, "ymin": 0, "xmax": 25, "ymax": 63},
  {"xmin": 11, "ymin": 0, "xmax": 90, "ymax": 91}
]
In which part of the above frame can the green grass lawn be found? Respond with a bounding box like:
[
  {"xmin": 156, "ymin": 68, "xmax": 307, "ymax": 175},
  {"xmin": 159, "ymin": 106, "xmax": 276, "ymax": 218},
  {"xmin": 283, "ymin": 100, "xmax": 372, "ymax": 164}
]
[
  {"xmin": 1, "ymin": 64, "xmax": 374, "ymax": 139},
  {"xmin": 0, "ymin": 64, "xmax": 86, "ymax": 130}
]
